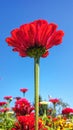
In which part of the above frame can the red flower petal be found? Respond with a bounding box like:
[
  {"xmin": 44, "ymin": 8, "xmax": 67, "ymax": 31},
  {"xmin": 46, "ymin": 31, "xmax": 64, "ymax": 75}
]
[
  {"xmin": 42, "ymin": 51, "xmax": 49, "ymax": 58},
  {"xmin": 46, "ymin": 30, "xmax": 64, "ymax": 49}
]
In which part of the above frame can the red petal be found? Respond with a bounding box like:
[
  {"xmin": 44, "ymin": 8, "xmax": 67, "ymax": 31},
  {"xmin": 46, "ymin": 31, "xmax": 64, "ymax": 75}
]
[
  {"xmin": 27, "ymin": 23, "xmax": 36, "ymax": 46},
  {"xmin": 46, "ymin": 30, "xmax": 64, "ymax": 49},
  {"xmin": 33, "ymin": 20, "xmax": 48, "ymax": 46},
  {"xmin": 19, "ymin": 51, "xmax": 27, "ymax": 57},
  {"xmin": 6, "ymin": 37, "xmax": 18, "ymax": 47},
  {"xmin": 42, "ymin": 51, "xmax": 49, "ymax": 58},
  {"xmin": 41, "ymin": 23, "xmax": 57, "ymax": 46},
  {"xmin": 32, "ymin": 19, "xmax": 48, "ymax": 26},
  {"xmin": 20, "ymin": 24, "xmax": 32, "ymax": 47},
  {"xmin": 11, "ymin": 29, "xmax": 29, "ymax": 48}
]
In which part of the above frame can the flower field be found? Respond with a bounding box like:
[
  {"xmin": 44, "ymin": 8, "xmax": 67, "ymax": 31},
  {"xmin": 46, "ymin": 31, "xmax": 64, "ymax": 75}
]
[{"xmin": 0, "ymin": 88, "xmax": 73, "ymax": 130}]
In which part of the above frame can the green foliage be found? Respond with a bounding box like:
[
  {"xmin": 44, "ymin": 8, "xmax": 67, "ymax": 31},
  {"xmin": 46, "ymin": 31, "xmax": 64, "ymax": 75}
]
[{"xmin": 0, "ymin": 111, "xmax": 15, "ymax": 130}]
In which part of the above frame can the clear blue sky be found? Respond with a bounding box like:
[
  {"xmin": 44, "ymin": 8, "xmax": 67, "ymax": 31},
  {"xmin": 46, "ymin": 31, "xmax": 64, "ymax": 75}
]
[{"xmin": 0, "ymin": 0, "xmax": 73, "ymax": 107}]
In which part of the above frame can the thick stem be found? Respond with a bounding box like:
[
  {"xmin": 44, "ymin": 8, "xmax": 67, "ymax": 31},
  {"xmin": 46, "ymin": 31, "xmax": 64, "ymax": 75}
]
[{"xmin": 34, "ymin": 58, "xmax": 40, "ymax": 130}]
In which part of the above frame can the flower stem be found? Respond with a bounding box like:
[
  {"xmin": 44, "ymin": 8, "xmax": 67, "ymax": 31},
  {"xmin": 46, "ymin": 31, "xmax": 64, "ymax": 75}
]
[{"xmin": 34, "ymin": 57, "xmax": 40, "ymax": 130}]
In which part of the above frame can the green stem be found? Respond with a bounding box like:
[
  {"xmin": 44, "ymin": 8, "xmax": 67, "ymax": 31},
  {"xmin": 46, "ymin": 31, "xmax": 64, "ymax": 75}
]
[
  {"xmin": 23, "ymin": 92, "xmax": 25, "ymax": 97},
  {"xmin": 34, "ymin": 57, "xmax": 40, "ymax": 130},
  {"xmin": 44, "ymin": 107, "xmax": 47, "ymax": 117}
]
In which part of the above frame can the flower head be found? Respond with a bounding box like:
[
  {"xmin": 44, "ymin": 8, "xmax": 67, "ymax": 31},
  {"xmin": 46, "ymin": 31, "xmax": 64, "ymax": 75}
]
[
  {"xmin": 4, "ymin": 96, "xmax": 12, "ymax": 100},
  {"xmin": 0, "ymin": 101, "xmax": 7, "ymax": 106},
  {"xmin": 62, "ymin": 107, "xmax": 73, "ymax": 115},
  {"xmin": 20, "ymin": 88, "xmax": 28, "ymax": 93},
  {"xmin": 12, "ymin": 98, "xmax": 34, "ymax": 116},
  {"xmin": 6, "ymin": 19, "xmax": 64, "ymax": 58},
  {"xmin": 49, "ymin": 98, "xmax": 60, "ymax": 104},
  {"xmin": 39, "ymin": 101, "xmax": 49, "ymax": 105}
]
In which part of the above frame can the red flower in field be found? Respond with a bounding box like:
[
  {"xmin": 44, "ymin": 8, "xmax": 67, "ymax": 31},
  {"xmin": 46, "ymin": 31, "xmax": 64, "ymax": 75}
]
[
  {"xmin": 62, "ymin": 107, "xmax": 73, "ymax": 115},
  {"xmin": 17, "ymin": 113, "xmax": 35, "ymax": 130},
  {"xmin": 6, "ymin": 19, "xmax": 64, "ymax": 58},
  {"xmin": 12, "ymin": 98, "xmax": 34, "ymax": 116},
  {"xmin": 11, "ymin": 113, "xmax": 47, "ymax": 130},
  {"xmin": 4, "ymin": 96, "xmax": 12, "ymax": 100},
  {"xmin": 0, "ymin": 101, "xmax": 7, "ymax": 106},
  {"xmin": 20, "ymin": 88, "xmax": 28, "ymax": 93},
  {"xmin": 49, "ymin": 98, "xmax": 60, "ymax": 104}
]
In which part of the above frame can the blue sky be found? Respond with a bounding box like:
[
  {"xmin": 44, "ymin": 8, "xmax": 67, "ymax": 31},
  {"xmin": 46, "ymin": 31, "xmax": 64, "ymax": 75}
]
[{"xmin": 0, "ymin": 0, "xmax": 73, "ymax": 107}]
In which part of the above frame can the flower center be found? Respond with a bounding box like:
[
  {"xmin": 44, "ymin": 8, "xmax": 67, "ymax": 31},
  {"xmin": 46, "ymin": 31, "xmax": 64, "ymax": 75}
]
[{"xmin": 27, "ymin": 46, "xmax": 46, "ymax": 58}]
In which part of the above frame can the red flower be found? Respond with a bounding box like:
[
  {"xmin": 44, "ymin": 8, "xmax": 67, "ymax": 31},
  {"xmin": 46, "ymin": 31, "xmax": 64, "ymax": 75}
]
[
  {"xmin": 12, "ymin": 113, "xmax": 47, "ymax": 130},
  {"xmin": 12, "ymin": 98, "xmax": 34, "ymax": 116},
  {"xmin": 20, "ymin": 88, "xmax": 28, "ymax": 93},
  {"xmin": 49, "ymin": 98, "xmax": 60, "ymax": 104},
  {"xmin": 62, "ymin": 107, "xmax": 73, "ymax": 115},
  {"xmin": 4, "ymin": 96, "xmax": 12, "ymax": 100},
  {"xmin": 6, "ymin": 19, "xmax": 64, "ymax": 58},
  {"xmin": 0, "ymin": 101, "xmax": 7, "ymax": 106}
]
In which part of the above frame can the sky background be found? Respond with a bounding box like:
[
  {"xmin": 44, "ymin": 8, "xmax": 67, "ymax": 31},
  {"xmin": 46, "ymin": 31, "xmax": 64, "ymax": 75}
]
[{"xmin": 0, "ymin": 0, "xmax": 73, "ymax": 107}]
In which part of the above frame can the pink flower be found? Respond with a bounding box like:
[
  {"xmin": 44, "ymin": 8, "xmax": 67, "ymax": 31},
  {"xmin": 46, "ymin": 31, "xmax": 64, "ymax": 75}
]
[
  {"xmin": 20, "ymin": 88, "xmax": 28, "ymax": 93},
  {"xmin": 4, "ymin": 96, "xmax": 12, "ymax": 100},
  {"xmin": 6, "ymin": 19, "xmax": 64, "ymax": 58},
  {"xmin": 0, "ymin": 101, "xmax": 7, "ymax": 106}
]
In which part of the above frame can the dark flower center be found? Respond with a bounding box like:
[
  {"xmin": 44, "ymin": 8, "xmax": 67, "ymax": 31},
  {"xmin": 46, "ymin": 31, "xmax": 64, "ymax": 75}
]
[{"xmin": 27, "ymin": 46, "xmax": 46, "ymax": 58}]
